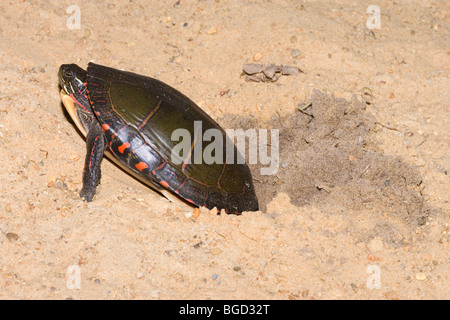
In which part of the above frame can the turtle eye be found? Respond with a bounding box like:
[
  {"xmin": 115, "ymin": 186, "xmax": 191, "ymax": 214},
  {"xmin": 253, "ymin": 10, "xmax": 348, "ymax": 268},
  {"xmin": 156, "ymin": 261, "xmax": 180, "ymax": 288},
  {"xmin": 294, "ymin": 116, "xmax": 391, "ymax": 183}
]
[{"xmin": 64, "ymin": 69, "xmax": 74, "ymax": 79}]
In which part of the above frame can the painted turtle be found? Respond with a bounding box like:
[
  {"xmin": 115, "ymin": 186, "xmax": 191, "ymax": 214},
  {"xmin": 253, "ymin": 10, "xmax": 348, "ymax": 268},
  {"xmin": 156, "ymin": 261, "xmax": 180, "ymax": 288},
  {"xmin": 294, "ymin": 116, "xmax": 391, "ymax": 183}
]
[{"xmin": 58, "ymin": 63, "xmax": 258, "ymax": 214}]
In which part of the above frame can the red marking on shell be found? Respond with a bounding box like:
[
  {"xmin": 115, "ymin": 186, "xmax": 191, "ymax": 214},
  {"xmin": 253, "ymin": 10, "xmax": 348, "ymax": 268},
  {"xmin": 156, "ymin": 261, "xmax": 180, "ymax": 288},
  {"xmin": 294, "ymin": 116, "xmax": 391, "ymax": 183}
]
[
  {"xmin": 118, "ymin": 142, "xmax": 130, "ymax": 154},
  {"xmin": 160, "ymin": 181, "xmax": 169, "ymax": 188},
  {"xmin": 102, "ymin": 124, "xmax": 110, "ymax": 132},
  {"xmin": 135, "ymin": 162, "xmax": 148, "ymax": 172},
  {"xmin": 155, "ymin": 161, "xmax": 166, "ymax": 171}
]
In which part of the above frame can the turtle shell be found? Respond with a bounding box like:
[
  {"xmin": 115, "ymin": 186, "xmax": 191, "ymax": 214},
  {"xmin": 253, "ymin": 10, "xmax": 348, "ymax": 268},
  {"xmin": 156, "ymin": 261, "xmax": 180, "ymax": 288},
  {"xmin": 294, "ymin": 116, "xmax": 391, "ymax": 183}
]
[{"xmin": 85, "ymin": 63, "xmax": 258, "ymax": 214}]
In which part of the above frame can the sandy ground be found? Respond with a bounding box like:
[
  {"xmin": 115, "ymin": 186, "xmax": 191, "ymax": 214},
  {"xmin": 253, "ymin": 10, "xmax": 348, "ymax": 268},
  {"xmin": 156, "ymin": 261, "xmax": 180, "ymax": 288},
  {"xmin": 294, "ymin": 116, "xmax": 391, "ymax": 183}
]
[{"xmin": 0, "ymin": 0, "xmax": 448, "ymax": 300}]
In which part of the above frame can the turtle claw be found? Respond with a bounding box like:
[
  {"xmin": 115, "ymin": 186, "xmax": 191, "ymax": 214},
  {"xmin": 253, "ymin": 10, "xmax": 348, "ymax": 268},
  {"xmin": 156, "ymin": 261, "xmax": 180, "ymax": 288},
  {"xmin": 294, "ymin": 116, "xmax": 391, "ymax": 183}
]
[{"xmin": 80, "ymin": 188, "xmax": 95, "ymax": 202}]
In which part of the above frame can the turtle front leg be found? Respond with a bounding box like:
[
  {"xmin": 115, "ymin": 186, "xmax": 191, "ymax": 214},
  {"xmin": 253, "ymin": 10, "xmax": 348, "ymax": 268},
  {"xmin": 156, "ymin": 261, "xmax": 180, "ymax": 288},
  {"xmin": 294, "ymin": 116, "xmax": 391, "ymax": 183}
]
[{"xmin": 80, "ymin": 121, "xmax": 105, "ymax": 201}]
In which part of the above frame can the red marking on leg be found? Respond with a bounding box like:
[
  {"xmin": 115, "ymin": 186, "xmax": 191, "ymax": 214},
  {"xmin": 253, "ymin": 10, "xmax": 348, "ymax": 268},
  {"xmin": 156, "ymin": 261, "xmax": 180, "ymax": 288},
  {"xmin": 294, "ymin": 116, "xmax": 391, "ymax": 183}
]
[
  {"xmin": 88, "ymin": 136, "xmax": 100, "ymax": 171},
  {"xmin": 160, "ymin": 181, "xmax": 169, "ymax": 188},
  {"xmin": 186, "ymin": 198, "xmax": 195, "ymax": 205},
  {"xmin": 135, "ymin": 162, "xmax": 148, "ymax": 172},
  {"xmin": 70, "ymin": 94, "xmax": 88, "ymax": 112},
  {"xmin": 118, "ymin": 142, "xmax": 130, "ymax": 154},
  {"xmin": 101, "ymin": 124, "xmax": 110, "ymax": 132}
]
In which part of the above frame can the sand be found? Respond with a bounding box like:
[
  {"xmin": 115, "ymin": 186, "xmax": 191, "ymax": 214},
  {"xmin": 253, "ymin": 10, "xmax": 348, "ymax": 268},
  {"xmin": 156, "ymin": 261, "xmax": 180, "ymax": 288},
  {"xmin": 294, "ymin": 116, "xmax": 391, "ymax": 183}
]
[{"xmin": 0, "ymin": 0, "xmax": 448, "ymax": 299}]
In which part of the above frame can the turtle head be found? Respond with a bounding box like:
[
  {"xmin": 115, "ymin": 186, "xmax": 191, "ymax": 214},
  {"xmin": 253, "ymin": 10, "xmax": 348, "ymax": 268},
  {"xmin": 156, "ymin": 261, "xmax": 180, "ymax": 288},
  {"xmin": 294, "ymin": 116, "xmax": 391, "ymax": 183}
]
[
  {"xmin": 59, "ymin": 64, "xmax": 92, "ymax": 137},
  {"xmin": 59, "ymin": 64, "xmax": 87, "ymax": 95}
]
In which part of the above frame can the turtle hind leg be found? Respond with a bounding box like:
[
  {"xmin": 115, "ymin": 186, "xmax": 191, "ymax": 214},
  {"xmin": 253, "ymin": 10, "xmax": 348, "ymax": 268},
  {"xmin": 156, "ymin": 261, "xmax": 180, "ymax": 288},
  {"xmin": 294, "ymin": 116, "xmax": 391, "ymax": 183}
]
[{"xmin": 80, "ymin": 121, "xmax": 105, "ymax": 201}]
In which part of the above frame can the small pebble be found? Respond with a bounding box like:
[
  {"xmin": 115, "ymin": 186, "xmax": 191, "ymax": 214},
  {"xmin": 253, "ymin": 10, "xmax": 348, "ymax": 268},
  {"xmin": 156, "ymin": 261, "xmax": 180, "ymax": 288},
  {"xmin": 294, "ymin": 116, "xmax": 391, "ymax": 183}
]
[
  {"xmin": 357, "ymin": 136, "xmax": 364, "ymax": 146},
  {"xmin": 367, "ymin": 254, "xmax": 381, "ymax": 262},
  {"xmin": 193, "ymin": 207, "xmax": 200, "ymax": 218},
  {"xmin": 253, "ymin": 52, "xmax": 263, "ymax": 62},
  {"xmin": 206, "ymin": 27, "xmax": 218, "ymax": 35},
  {"xmin": 70, "ymin": 154, "xmax": 80, "ymax": 161},
  {"xmin": 6, "ymin": 232, "xmax": 19, "ymax": 242},
  {"xmin": 54, "ymin": 179, "xmax": 68, "ymax": 190},
  {"xmin": 184, "ymin": 211, "xmax": 192, "ymax": 218},
  {"xmin": 415, "ymin": 272, "xmax": 427, "ymax": 281},
  {"xmin": 212, "ymin": 274, "xmax": 218, "ymax": 280},
  {"xmin": 291, "ymin": 48, "xmax": 301, "ymax": 58},
  {"xmin": 193, "ymin": 241, "xmax": 203, "ymax": 249}
]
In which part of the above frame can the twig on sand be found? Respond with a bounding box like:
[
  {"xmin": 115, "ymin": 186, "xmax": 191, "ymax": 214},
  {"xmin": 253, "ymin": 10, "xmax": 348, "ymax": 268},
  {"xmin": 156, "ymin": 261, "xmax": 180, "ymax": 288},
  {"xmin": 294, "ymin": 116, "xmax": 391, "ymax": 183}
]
[
  {"xmin": 375, "ymin": 121, "xmax": 400, "ymax": 132},
  {"xmin": 297, "ymin": 100, "xmax": 314, "ymax": 118}
]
